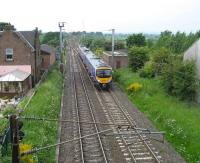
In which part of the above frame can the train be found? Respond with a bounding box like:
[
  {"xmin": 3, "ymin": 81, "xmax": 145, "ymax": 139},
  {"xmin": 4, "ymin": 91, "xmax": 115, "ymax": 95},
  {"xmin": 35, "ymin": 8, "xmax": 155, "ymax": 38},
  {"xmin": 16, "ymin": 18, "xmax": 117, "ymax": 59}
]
[{"xmin": 78, "ymin": 45, "xmax": 112, "ymax": 89}]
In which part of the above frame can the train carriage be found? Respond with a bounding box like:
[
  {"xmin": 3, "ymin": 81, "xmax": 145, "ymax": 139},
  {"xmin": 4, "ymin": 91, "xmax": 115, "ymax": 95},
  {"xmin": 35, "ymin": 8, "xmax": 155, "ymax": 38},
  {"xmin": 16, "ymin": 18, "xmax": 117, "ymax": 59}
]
[{"xmin": 79, "ymin": 46, "xmax": 112, "ymax": 89}]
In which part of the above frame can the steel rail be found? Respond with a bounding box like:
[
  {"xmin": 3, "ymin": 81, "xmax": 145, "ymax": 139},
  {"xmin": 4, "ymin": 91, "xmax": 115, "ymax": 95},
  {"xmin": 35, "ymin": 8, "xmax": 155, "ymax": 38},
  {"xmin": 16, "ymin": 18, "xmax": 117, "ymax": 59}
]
[
  {"xmin": 73, "ymin": 46, "xmax": 161, "ymax": 162},
  {"xmin": 99, "ymin": 90, "xmax": 138, "ymax": 163},
  {"xmin": 73, "ymin": 48, "xmax": 109, "ymax": 163},
  {"xmin": 71, "ymin": 50, "xmax": 85, "ymax": 163},
  {"xmin": 73, "ymin": 47, "xmax": 138, "ymax": 162},
  {"xmin": 110, "ymin": 90, "xmax": 161, "ymax": 163}
]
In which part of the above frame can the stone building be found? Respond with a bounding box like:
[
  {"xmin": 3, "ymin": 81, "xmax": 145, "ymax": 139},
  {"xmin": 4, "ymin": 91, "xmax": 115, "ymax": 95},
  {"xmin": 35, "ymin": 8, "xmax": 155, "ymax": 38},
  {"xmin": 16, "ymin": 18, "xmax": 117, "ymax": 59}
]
[{"xmin": 102, "ymin": 50, "xmax": 128, "ymax": 69}]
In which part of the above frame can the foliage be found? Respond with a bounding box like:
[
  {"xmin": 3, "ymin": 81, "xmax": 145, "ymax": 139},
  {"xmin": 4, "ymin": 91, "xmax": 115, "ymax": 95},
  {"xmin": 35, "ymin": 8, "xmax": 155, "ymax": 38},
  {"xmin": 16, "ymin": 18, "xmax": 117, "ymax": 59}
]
[
  {"xmin": 90, "ymin": 37, "xmax": 106, "ymax": 51},
  {"xmin": 128, "ymin": 46, "xmax": 149, "ymax": 71},
  {"xmin": 126, "ymin": 33, "xmax": 146, "ymax": 48},
  {"xmin": 20, "ymin": 144, "xmax": 34, "ymax": 163},
  {"xmin": 41, "ymin": 32, "xmax": 60, "ymax": 47},
  {"xmin": 2, "ymin": 106, "xmax": 17, "ymax": 117},
  {"xmin": 156, "ymin": 30, "xmax": 200, "ymax": 54},
  {"xmin": 104, "ymin": 40, "xmax": 125, "ymax": 51},
  {"xmin": 127, "ymin": 82, "xmax": 143, "ymax": 93},
  {"xmin": 114, "ymin": 68, "xmax": 200, "ymax": 162},
  {"xmin": 0, "ymin": 22, "xmax": 16, "ymax": 31},
  {"xmin": 161, "ymin": 59, "xmax": 199, "ymax": 101},
  {"xmin": 139, "ymin": 61, "xmax": 154, "ymax": 78},
  {"xmin": 151, "ymin": 47, "xmax": 172, "ymax": 75},
  {"xmin": 80, "ymin": 35, "xmax": 93, "ymax": 48},
  {"xmin": 17, "ymin": 64, "xmax": 63, "ymax": 162},
  {"xmin": 95, "ymin": 48, "xmax": 103, "ymax": 58}
]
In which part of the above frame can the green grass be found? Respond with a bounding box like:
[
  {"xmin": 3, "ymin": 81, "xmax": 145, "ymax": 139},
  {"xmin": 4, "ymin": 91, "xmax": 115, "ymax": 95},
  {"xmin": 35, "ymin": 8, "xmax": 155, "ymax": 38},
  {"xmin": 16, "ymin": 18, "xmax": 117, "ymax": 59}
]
[
  {"xmin": 114, "ymin": 68, "xmax": 200, "ymax": 163},
  {"xmin": 0, "ymin": 64, "xmax": 63, "ymax": 162}
]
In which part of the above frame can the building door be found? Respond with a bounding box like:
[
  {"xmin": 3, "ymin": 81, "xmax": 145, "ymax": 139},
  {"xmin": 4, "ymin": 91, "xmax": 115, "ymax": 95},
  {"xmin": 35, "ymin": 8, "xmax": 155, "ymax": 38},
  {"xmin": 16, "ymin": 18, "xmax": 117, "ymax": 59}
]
[{"xmin": 116, "ymin": 61, "xmax": 121, "ymax": 69}]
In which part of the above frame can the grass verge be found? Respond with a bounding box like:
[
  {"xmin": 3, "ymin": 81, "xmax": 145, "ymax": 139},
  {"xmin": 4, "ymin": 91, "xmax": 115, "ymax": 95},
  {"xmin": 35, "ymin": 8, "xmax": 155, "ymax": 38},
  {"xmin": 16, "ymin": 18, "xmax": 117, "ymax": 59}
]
[
  {"xmin": 0, "ymin": 63, "xmax": 63, "ymax": 162},
  {"xmin": 114, "ymin": 68, "xmax": 200, "ymax": 163}
]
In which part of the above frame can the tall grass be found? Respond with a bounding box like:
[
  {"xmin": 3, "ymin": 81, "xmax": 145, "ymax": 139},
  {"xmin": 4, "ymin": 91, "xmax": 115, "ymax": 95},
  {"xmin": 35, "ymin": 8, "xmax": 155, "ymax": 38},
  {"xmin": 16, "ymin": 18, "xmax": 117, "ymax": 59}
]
[
  {"xmin": 114, "ymin": 68, "xmax": 200, "ymax": 163},
  {"xmin": 0, "ymin": 64, "xmax": 63, "ymax": 162}
]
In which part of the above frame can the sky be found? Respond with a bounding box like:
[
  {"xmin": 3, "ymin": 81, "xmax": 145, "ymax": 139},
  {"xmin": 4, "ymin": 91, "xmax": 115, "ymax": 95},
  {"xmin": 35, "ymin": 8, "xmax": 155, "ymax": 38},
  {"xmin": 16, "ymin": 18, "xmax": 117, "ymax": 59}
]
[{"xmin": 1, "ymin": 0, "xmax": 200, "ymax": 34}]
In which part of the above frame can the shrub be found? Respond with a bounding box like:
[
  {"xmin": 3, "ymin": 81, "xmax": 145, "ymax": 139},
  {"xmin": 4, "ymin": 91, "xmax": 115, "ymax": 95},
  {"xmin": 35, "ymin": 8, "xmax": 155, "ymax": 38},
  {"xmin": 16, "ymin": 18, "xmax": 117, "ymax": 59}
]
[
  {"xmin": 151, "ymin": 47, "xmax": 172, "ymax": 76},
  {"xmin": 113, "ymin": 71, "xmax": 120, "ymax": 81},
  {"xmin": 161, "ymin": 59, "xmax": 199, "ymax": 101},
  {"xmin": 127, "ymin": 82, "xmax": 143, "ymax": 93},
  {"xmin": 2, "ymin": 106, "xmax": 17, "ymax": 116},
  {"xmin": 128, "ymin": 46, "xmax": 149, "ymax": 71},
  {"xmin": 20, "ymin": 144, "xmax": 34, "ymax": 163},
  {"xmin": 139, "ymin": 61, "xmax": 155, "ymax": 78}
]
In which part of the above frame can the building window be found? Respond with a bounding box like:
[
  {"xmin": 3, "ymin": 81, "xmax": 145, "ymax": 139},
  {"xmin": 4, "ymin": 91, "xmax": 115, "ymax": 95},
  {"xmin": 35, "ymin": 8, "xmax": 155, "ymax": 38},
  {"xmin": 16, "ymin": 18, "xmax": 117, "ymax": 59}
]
[{"xmin": 5, "ymin": 48, "xmax": 13, "ymax": 61}]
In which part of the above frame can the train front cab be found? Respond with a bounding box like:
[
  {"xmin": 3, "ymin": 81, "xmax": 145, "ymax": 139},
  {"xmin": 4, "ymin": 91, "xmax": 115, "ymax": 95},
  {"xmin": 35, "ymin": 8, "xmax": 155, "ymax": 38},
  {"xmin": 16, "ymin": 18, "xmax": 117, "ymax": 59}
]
[{"xmin": 95, "ymin": 67, "xmax": 112, "ymax": 90}]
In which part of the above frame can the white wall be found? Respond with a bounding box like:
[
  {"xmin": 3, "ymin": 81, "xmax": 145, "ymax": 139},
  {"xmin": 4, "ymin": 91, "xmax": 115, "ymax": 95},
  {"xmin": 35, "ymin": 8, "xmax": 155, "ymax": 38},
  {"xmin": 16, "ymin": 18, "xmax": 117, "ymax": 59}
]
[{"xmin": 183, "ymin": 39, "xmax": 200, "ymax": 102}]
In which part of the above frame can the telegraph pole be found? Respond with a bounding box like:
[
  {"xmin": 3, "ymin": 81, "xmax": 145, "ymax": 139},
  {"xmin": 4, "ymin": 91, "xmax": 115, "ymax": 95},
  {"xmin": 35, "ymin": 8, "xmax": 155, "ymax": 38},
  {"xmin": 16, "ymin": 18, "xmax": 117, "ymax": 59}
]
[
  {"xmin": 10, "ymin": 115, "xmax": 20, "ymax": 163},
  {"xmin": 58, "ymin": 22, "xmax": 65, "ymax": 63},
  {"xmin": 111, "ymin": 29, "xmax": 115, "ymax": 69}
]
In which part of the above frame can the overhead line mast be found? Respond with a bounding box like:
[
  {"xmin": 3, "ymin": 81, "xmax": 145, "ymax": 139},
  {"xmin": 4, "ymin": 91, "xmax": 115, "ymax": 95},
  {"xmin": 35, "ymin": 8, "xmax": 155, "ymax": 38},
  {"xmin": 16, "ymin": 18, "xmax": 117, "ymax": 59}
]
[{"xmin": 58, "ymin": 22, "xmax": 65, "ymax": 63}]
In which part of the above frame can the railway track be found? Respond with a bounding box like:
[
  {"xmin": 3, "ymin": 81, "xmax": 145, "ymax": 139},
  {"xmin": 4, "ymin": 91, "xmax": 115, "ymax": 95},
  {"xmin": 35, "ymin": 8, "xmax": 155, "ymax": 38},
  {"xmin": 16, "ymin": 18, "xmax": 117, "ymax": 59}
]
[
  {"xmin": 71, "ymin": 46, "xmax": 162, "ymax": 163},
  {"xmin": 97, "ymin": 90, "xmax": 162, "ymax": 163},
  {"xmin": 70, "ymin": 48, "xmax": 113, "ymax": 163}
]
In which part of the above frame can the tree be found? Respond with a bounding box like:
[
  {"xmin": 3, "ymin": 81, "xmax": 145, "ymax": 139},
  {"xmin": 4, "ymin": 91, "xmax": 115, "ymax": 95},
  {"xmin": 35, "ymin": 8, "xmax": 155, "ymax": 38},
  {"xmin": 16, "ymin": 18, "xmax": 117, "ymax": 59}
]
[
  {"xmin": 161, "ymin": 58, "xmax": 199, "ymax": 101},
  {"xmin": 128, "ymin": 46, "xmax": 149, "ymax": 71},
  {"xmin": 41, "ymin": 32, "xmax": 59, "ymax": 47},
  {"xmin": 151, "ymin": 47, "xmax": 172, "ymax": 75},
  {"xmin": 0, "ymin": 22, "xmax": 16, "ymax": 31},
  {"xmin": 104, "ymin": 40, "xmax": 125, "ymax": 51},
  {"xmin": 126, "ymin": 33, "xmax": 146, "ymax": 48}
]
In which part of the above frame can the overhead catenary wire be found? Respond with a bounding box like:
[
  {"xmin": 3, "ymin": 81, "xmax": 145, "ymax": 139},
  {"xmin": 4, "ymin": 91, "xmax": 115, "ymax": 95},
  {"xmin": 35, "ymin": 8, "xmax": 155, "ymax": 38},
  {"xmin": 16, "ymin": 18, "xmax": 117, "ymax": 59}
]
[
  {"xmin": 19, "ymin": 116, "xmax": 133, "ymax": 127},
  {"xmin": 21, "ymin": 128, "xmax": 113, "ymax": 156}
]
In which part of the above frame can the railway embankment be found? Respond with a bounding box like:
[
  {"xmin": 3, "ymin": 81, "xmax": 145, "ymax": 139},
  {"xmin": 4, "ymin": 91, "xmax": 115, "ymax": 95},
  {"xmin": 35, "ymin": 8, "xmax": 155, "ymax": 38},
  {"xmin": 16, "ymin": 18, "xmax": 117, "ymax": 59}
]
[
  {"xmin": 113, "ymin": 68, "xmax": 200, "ymax": 163},
  {"xmin": 0, "ymin": 63, "xmax": 63, "ymax": 162}
]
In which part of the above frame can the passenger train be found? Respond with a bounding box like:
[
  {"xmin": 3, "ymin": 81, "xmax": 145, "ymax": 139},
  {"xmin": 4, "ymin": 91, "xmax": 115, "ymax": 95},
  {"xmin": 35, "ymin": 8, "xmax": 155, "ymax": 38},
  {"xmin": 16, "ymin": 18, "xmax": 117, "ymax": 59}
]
[{"xmin": 79, "ymin": 45, "xmax": 112, "ymax": 89}]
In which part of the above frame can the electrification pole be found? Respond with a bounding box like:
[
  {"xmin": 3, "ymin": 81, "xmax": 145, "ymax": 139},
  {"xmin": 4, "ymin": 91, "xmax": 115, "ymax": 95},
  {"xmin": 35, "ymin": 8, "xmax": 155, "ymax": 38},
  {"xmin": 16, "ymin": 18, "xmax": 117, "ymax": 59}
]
[
  {"xmin": 111, "ymin": 29, "xmax": 115, "ymax": 69},
  {"xmin": 58, "ymin": 22, "xmax": 65, "ymax": 63}
]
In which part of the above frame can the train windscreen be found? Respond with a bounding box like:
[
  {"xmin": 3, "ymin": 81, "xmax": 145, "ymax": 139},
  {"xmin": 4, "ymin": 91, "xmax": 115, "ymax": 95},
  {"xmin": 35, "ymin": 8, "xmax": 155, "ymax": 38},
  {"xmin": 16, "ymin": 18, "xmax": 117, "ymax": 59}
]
[{"xmin": 96, "ymin": 69, "xmax": 112, "ymax": 78}]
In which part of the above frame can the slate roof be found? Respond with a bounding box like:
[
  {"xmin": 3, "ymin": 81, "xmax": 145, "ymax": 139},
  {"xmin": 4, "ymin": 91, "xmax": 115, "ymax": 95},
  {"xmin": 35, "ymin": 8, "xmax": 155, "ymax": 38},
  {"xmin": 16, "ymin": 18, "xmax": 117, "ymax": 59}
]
[
  {"xmin": 0, "ymin": 30, "xmax": 36, "ymax": 51},
  {"xmin": 41, "ymin": 44, "xmax": 55, "ymax": 54}
]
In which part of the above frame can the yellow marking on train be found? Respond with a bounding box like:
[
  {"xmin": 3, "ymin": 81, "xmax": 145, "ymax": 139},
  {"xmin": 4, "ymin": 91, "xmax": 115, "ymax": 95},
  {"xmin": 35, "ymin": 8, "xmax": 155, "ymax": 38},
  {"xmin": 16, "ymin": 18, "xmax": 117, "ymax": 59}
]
[{"xmin": 96, "ymin": 76, "xmax": 112, "ymax": 84}]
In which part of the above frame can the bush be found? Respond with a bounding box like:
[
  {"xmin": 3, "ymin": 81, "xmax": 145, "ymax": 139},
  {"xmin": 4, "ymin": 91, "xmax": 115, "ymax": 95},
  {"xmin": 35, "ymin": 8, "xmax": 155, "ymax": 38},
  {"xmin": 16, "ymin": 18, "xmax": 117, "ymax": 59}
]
[
  {"xmin": 20, "ymin": 144, "xmax": 34, "ymax": 163},
  {"xmin": 139, "ymin": 61, "xmax": 155, "ymax": 78},
  {"xmin": 127, "ymin": 82, "xmax": 143, "ymax": 93},
  {"xmin": 2, "ymin": 106, "xmax": 17, "ymax": 116},
  {"xmin": 128, "ymin": 46, "xmax": 149, "ymax": 71},
  {"xmin": 151, "ymin": 47, "xmax": 171, "ymax": 76},
  {"xmin": 161, "ymin": 59, "xmax": 199, "ymax": 101},
  {"xmin": 113, "ymin": 71, "xmax": 120, "ymax": 81}
]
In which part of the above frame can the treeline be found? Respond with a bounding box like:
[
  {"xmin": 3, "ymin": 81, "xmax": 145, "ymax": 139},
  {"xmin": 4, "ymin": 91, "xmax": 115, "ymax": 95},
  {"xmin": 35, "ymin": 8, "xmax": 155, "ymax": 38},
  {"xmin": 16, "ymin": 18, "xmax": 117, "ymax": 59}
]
[
  {"xmin": 80, "ymin": 32, "xmax": 126, "ymax": 55},
  {"xmin": 127, "ymin": 31, "xmax": 200, "ymax": 101},
  {"xmin": 40, "ymin": 32, "xmax": 60, "ymax": 47}
]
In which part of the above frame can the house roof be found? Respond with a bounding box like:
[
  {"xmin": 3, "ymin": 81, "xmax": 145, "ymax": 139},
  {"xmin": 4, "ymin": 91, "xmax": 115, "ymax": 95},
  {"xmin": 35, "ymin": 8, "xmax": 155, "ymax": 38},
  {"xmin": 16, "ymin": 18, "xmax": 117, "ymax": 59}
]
[
  {"xmin": 15, "ymin": 31, "xmax": 36, "ymax": 50},
  {"xmin": 0, "ymin": 30, "xmax": 36, "ymax": 51},
  {"xmin": 0, "ymin": 65, "xmax": 31, "ymax": 76},
  {"xmin": 0, "ymin": 69, "xmax": 30, "ymax": 82},
  {"xmin": 104, "ymin": 50, "xmax": 128, "ymax": 57},
  {"xmin": 41, "ymin": 44, "xmax": 55, "ymax": 54}
]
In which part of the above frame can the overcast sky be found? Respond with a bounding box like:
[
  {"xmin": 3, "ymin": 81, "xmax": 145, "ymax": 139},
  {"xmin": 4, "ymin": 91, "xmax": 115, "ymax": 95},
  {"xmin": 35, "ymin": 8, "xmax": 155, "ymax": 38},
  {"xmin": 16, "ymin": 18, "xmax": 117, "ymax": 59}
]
[{"xmin": 1, "ymin": 0, "xmax": 200, "ymax": 33}]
